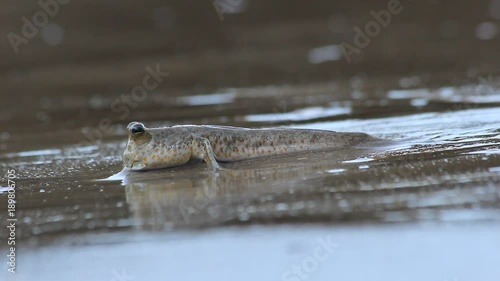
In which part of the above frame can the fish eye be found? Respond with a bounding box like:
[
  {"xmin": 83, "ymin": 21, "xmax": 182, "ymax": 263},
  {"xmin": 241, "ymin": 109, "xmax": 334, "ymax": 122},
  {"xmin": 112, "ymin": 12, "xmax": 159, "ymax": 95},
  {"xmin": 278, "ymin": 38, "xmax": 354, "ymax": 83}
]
[{"xmin": 130, "ymin": 123, "xmax": 145, "ymax": 135}]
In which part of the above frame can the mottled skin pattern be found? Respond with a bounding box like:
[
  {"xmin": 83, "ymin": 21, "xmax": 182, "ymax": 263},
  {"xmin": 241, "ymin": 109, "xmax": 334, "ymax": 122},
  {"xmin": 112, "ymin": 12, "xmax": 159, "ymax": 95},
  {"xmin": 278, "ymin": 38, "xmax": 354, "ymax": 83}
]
[{"xmin": 123, "ymin": 122, "xmax": 377, "ymax": 171}]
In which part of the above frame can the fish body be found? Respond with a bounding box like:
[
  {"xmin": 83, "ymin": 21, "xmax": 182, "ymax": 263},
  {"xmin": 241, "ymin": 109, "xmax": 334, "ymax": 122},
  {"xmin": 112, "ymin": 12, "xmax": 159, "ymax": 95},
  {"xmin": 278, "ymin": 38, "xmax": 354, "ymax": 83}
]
[{"xmin": 123, "ymin": 122, "xmax": 379, "ymax": 170}]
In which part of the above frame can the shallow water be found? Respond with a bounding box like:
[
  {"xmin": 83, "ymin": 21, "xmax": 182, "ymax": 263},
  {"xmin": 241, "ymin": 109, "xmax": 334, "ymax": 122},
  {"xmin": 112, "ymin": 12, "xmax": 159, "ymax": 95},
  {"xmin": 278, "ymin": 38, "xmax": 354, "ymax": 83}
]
[
  {"xmin": 2, "ymin": 91, "xmax": 499, "ymax": 239},
  {"xmin": 1, "ymin": 1, "xmax": 500, "ymax": 279}
]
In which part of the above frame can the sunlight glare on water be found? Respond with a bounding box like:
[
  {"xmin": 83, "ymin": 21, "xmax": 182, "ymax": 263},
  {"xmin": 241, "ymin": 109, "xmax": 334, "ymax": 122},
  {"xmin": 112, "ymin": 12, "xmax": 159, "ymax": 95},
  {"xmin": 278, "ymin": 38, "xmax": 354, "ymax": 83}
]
[{"xmin": 245, "ymin": 106, "xmax": 351, "ymax": 122}]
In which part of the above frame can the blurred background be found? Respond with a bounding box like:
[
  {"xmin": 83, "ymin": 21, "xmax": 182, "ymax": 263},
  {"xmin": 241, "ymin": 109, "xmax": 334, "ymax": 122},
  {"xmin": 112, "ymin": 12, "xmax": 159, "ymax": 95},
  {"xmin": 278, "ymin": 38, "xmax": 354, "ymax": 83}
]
[
  {"xmin": 1, "ymin": 0, "xmax": 499, "ymax": 139},
  {"xmin": 1, "ymin": 0, "xmax": 500, "ymax": 280}
]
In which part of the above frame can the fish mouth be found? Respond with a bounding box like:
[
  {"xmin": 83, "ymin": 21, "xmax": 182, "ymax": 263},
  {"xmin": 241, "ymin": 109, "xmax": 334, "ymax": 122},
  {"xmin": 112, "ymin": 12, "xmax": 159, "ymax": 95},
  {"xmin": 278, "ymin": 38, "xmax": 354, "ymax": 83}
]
[{"xmin": 128, "ymin": 161, "xmax": 146, "ymax": 170}]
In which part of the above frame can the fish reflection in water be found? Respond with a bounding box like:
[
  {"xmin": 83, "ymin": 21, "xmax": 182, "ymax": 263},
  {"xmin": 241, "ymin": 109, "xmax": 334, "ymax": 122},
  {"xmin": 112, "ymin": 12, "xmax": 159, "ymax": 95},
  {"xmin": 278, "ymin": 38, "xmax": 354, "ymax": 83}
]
[{"xmin": 123, "ymin": 147, "xmax": 379, "ymax": 229}]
